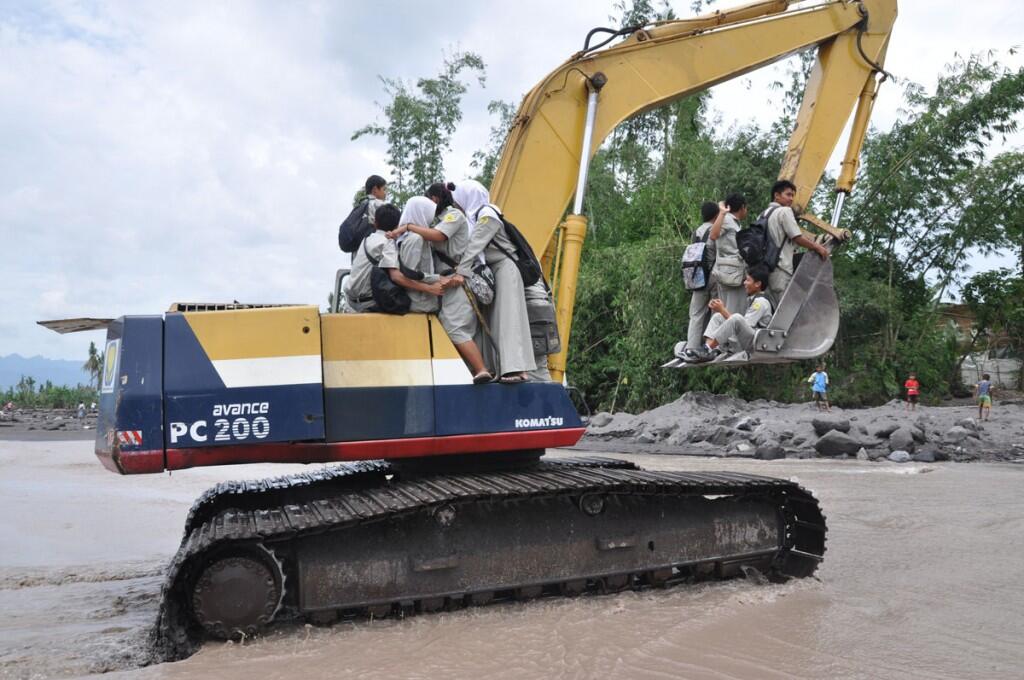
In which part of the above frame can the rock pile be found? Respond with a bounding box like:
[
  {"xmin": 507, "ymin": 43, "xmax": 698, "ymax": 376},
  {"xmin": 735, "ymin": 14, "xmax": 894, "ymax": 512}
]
[
  {"xmin": 0, "ymin": 408, "xmax": 97, "ymax": 433},
  {"xmin": 583, "ymin": 392, "xmax": 1024, "ymax": 463}
]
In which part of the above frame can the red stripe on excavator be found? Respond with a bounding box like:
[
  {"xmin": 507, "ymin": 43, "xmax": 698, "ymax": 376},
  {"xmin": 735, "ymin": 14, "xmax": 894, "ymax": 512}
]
[
  {"xmin": 162, "ymin": 427, "xmax": 587, "ymax": 472},
  {"xmin": 99, "ymin": 448, "xmax": 165, "ymax": 475}
]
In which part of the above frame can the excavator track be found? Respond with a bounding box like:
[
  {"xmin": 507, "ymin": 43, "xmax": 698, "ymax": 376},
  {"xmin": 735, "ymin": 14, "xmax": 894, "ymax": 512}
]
[{"xmin": 155, "ymin": 457, "xmax": 826, "ymax": 661}]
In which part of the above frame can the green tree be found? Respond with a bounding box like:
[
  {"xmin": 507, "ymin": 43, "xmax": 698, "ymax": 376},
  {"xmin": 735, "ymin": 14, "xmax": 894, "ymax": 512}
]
[
  {"xmin": 353, "ymin": 51, "xmax": 486, "ymax": 202},
  {"xmin": 83, "ymin": 341, "xmax": 104, "ymax": 391}
]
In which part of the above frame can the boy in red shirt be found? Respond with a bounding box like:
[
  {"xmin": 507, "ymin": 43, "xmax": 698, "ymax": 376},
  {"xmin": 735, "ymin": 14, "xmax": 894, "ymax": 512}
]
[{"xmin": 904, "ymin": 372, "xmax": 920, "ymax": 412}]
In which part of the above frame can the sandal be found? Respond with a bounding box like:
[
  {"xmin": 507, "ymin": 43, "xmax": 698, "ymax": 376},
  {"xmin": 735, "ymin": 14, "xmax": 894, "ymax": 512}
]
[
  {"xmin": 472, "ymin": 371, "xmax": 494, "ymax": 384},
  {"xmin": 498, "ymin": 373, "xmax": 528, "ymax": 384}
]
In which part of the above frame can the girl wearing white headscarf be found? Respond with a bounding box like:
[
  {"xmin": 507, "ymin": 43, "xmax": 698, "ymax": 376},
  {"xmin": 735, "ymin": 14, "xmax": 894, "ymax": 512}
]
[
  {"xmin": 390, "ymin": 190, "xmax": 490, "ymax": 383},
  {"xmin": 451, "ymin": 180, "xmax": 536, "ymax": 383},
  {"xmin": 376, "ymin": 197, "xmax": 442, "ymax": 314}
]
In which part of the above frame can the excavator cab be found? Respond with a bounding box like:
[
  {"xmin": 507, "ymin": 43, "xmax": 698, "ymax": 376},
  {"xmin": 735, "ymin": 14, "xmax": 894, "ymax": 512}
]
[{"xmin": 663, "ymin": 235, "xmax": 841, "ymax": 369}]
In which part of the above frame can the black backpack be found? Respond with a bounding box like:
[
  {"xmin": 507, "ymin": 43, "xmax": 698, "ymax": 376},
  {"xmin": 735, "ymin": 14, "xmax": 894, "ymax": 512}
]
[
  {"xmin": 338, "ymin": 199, "xmax": 374, "ymax": 253},
  {"xmin": 475, "ymin": 205, "xmax": 543, "ymax": 288},
  {"xmin": 736, "ymin": 206, "xmax": 782, "ymax": 270},
  {"xmin": 363, "ymin": 238, "xmax": 412, "ymax": 314}
]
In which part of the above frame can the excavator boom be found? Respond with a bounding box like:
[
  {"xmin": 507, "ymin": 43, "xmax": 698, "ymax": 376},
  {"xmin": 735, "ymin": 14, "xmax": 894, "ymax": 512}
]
[{"xmin": 489, "ymin": 0, "xmax": 896, "ymax": 376}]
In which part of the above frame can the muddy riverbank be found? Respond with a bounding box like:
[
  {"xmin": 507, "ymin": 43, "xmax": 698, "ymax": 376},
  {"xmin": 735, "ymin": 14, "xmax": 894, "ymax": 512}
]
[{"xmin": 2, "ymin": 439, "xmax": 1023, "ymax": 679}]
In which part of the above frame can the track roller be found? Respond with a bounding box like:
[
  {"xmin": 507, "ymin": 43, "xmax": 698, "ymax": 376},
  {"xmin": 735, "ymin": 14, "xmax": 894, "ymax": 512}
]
[{"xmin": 189, "ymin": 546, "xmax": 284, "ymax": 639}]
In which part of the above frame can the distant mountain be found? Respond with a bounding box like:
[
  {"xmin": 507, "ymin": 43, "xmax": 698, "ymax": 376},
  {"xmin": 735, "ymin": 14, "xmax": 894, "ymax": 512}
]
[{"xmin": 0, "ymin": 354, "xmax": 92, "ymax": 390}]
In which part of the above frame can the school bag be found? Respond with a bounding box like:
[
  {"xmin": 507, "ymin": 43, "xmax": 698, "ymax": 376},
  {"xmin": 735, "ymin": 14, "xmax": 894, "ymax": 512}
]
[
  {"xmin": 680, "ymin": 226, "xmax": 716, "ymax": 291},
  {"xmin": 736, "ymin": 206, "xmax": 782, "ymax": 270},
  {"xmin": 433, "ymin": 250, "xmax": 496, "ymax": 305},
  {"xmin": 362, "ymin": 239, "xmax": 412, "ymax": 314},
  {"xmin": 475, "ymin": 205, "xmax": 543, "ymax": 288},
  {"xmin": 338, "ymin": 199, "xmax": 374, "ymax": 253}
]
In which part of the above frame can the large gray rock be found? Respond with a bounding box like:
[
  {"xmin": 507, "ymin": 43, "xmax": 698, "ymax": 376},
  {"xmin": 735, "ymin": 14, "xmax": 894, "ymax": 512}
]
[
  {"xmin": 735, "ymin": 416, "xmax": 761, "ymax": 432},
  {"xmin": 812, "ymin": 418, "xmax": 852, "ymax": 437},
  {"xmin": 911, "ymin": 426, "xmax": 927, "ymax": 444},
  {"xmin": 711, "ymin": 426, "xmax": 735, "ymax": 446},
  {"xmin": 867, "ymin": 448, "xmax": 889, "ymax": 461},
  {"xmin": 873, "ymin": 422, "xmax": 900, "ymax": 438},
  {"xmin": 755, "ymin": 444, "xmax": 786, "ymax": 460},
  {"xmin": 589, "ymin": 412, "xmax": 613, "ymax": 428},
  {"xmin": 888, "ymin": 450, "xmax": 912, "ymax": 463},
  {"xmin": 636, "ymin": 431, "xmax": 656, "ymax": 444},
  {"xmin": 955, "ymin": 417, "xmax": 978, "ymax": 431},
  {"xmin": 912, "ymin": 449, "xmax": 936, "ymax": 462},
  {"xmin": 814, "ymin": 430, "xmax": 862, "ymax": 457},
  {"xmin": 888, "ymin": 427, "xmax": 916, "ymax": 453},
  {"xmin": 943, "ymin": 426, "xmax": 971, "ymax": 445}
]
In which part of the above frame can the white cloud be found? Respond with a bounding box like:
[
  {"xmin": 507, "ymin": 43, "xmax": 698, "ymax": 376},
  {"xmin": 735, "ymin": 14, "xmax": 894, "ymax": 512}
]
[{"xmin": 1, "ymin": 0, "xmax": 1021, "ymax": 360}]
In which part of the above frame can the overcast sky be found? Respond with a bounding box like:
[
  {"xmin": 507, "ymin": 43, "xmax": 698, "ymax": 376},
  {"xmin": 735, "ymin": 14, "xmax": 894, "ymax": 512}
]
[{"xmin": 2, "ymin": 0, "xmax": 1022, "ymax": 360}]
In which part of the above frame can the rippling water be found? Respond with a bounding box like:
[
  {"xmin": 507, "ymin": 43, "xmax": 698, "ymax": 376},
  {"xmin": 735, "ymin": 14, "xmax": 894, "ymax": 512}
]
[{"xmin": 3, "ymin": 441, "xmax": 1022, "ymax": 679}]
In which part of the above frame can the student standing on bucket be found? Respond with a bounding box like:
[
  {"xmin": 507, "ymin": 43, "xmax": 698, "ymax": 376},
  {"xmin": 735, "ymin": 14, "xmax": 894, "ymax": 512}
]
[
  {"xmin": 676, "ymin": 201, "xmax": 720, "ymax": 361},
  {"xmin": 764, "ymin": 180, "xmax": 829, "ymax": 304},
  {"xmin": 712, "ymin": 193, "xmax": 751, "ymax": 315}
]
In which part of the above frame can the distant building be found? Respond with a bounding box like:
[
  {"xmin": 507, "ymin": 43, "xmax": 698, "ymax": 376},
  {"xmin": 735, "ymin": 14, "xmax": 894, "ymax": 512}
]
[{"xmin": 938, "ymin": 303, "xmax": 1021, "ymax": 390}]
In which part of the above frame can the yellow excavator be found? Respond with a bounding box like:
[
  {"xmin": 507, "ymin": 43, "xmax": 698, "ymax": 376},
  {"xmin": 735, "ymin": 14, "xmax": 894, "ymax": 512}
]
[{"xmin": 42, "ymin": 0, "xmax": 895, "ymax": 660}]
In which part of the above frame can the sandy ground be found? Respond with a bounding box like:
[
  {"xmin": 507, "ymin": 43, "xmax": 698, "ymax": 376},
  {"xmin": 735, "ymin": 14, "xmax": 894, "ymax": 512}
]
[{"xmin": 2, "ymin": 437, "xmax": 1024, "ymax": 679}]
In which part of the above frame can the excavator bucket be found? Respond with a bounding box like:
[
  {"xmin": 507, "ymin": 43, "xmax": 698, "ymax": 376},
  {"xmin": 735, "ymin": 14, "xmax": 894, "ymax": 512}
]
[{"xmin": 663, "ymin": 251, "xmax": 839, "ymax": 368}]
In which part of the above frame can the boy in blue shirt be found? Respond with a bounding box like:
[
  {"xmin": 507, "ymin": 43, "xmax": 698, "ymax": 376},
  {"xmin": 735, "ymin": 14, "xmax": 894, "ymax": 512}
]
[{"xmin": 808, "ymin": 364, "xmax": 830, "ymax": 412}]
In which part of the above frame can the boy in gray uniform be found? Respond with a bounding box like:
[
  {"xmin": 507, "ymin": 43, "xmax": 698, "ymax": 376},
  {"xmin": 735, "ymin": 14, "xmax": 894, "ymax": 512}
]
[
  {"xmin": 678, "ymin": 201, "xmax": 721, "ymax": 360},
  {"xmin": 685, "ymin": 264, "xmax": 774, "ymax": 363},
  {"xmin": 364, "ymin": 175, "xmax": 388, "ymax": 227},
  {"xmin": 764, "ymin": 179, "xmax": 829, "ymax": 304},
  {"xmin": 341, "ymin": 203, "xmax": 394, "ymax": 312},
  {"xmin": 711, "ymin": 193, "xmax": 750, "ymax": 314}
]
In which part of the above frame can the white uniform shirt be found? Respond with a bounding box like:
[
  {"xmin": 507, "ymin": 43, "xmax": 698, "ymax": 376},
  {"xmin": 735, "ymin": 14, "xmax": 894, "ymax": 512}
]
[
  {"xmin": 380, "ymin": 233, "xmax": 439, "ymax": 313},
  {"xmin": 344, "ymin": 231, "xmax": 387, "ymax": 306}
]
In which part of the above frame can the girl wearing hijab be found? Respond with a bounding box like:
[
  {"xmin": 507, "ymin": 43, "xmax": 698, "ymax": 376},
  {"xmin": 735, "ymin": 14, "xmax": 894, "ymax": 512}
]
[
  {"xmin": 451, "ymin": 180, "xmax": 535, "ymax": 383},
  {"xmin": 378, "ymin": 197, "xmax": 443, "ymax": 313},
  {"xmin": 389, "ymin": 191, "xmax": 491, "ymax": 383}
]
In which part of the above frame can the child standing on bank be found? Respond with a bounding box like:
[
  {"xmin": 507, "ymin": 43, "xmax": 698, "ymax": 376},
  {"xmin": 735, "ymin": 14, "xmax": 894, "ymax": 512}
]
[
  {"xmin": 808, "ymin": 364, "xmax": 831, "ymax": 412},
  {"xmin": 975, "ymin": 373, "xmax": 993, "ymax": 421},
  {"xmin": 904, "ymin": 372, "xmax": 920, "ymax": 412}
]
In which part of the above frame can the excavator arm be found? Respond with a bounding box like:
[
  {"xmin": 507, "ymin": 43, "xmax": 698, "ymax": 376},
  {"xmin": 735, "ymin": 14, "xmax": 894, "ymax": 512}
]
[{"xmin": 490, "ymin": 0, "xmax": 897, "ymax": 380}]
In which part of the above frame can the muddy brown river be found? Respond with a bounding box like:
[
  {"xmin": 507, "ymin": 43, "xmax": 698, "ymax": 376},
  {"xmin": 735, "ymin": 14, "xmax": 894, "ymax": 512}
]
[{"xmin": 2, "ymin": 439, "xmax": 1022, "ymax": 679}]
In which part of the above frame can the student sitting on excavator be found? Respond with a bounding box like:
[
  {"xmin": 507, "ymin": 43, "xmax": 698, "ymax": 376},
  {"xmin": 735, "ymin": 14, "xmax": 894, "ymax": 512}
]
[{"xmin": 684, "ymin": 264, "xmax": 773, "ymax": 363}]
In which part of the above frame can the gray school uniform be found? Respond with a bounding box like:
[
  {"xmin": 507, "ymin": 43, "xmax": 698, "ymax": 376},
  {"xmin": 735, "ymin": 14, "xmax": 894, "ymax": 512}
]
[
  {"xmin": 686, "ymin": 221, "xmax": 717, "ymax": 350},
  {"xmin": 765, "ymin": 202, "xmax": 803, "ymax": 303},
  {"xmin": 458, "ymin": 207, "xmax": 536, "ymax": 375},
  {"xmin": 379, "ymin": 233, "xmax": 440, "ymax": 314},
  {"xmin": 432, "ymin": 207, "xmax": 477, "ymax": 344},
  {"xmin": 712, "ymin": 212, "xmax": 748, "ymax": 315},
  {"xmin": 704, "ymin": 295, "xmax": 774, "ymax": 353},
  {"xmin": 342, "ymin": 231, "xmax": 388, "ymax": 313}
]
